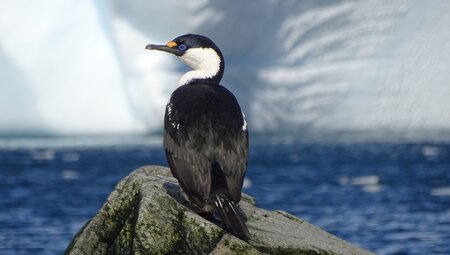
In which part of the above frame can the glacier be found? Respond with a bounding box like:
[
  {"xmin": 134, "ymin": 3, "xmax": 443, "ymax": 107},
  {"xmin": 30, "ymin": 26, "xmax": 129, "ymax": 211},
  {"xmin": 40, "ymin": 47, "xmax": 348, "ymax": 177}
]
[{"xmin": 1, "ymin": 0, "xmax": 450, "ymax": 139}]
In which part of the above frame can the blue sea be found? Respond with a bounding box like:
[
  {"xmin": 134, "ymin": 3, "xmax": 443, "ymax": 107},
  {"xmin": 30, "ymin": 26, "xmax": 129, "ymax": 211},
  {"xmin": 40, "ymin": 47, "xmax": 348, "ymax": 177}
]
[{"xmin": 0, "ymin": 135, "xmax": 449, "ymax": 255}]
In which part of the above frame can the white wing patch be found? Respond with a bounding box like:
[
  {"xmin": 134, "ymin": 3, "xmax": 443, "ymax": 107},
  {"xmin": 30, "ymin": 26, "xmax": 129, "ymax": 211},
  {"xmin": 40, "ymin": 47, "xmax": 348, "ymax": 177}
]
[
  {"xmin": 167, "ymin": 103, "xmax": 173, "ymax": 120},
  {"xmin": 167, "ymin": 102, "xmax": 179, "ymax": 129},
  {"xmin": 242, "ymin": 112, "xmax": 248, "ymax": 131}
]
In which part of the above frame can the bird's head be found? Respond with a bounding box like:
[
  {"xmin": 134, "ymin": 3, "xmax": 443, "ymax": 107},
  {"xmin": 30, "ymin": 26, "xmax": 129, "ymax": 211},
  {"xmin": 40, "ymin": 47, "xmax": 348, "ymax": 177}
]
[{"xmin": 146, "ymin": 34, "xmax": 224, "ymax": 86}]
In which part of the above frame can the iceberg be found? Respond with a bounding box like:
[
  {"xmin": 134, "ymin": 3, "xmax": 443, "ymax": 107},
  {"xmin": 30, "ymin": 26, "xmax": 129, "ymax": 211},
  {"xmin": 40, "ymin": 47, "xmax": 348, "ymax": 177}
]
[{"xmin": 1, "ymin": 0, "xmax": 449, "ymax": 138}]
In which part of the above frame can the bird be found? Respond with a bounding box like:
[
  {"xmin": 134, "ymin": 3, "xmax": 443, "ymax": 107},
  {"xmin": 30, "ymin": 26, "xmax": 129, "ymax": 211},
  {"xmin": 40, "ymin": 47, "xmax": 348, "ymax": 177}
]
[{"xmin": 145, "ymin": 34, "xmax": 250, "ymax": 241}]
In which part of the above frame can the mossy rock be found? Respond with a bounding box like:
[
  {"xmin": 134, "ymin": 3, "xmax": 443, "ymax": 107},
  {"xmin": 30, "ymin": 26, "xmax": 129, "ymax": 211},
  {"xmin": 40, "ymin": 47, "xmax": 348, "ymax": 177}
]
[{"xmin": 65, "ymin": 165, "xmax": 374, "ymax": 255}]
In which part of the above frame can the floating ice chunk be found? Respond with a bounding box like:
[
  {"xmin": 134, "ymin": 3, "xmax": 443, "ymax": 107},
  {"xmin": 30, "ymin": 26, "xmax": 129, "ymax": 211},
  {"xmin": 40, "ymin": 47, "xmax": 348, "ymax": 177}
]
[
  {"xmin": 339, "ymin": 175, "xmax": 379, "ymax": 186},
  {"xmin": 243, "ymin": 177, "xmax": 252, "ymax": 189},
  {"xmin": 422, "ymin": 146, "xmax": 439, "ymax": 157},
  {"xmin": 61, "ymin": 152, "xmax": 80, "ymax": 162},
  {"xmin": 61, "ymin": 170, "xmax": 79, "ymax": 180},
  {"xmin": 431, "ymin": 187, "xmax": 450, "ymax": 196},
  {"xmin": 31, "ymin": 149, "xmax": 55, "ymax": 160},
  {"xmin": 362, "ymin": 184, "xmax": 382, "ymax": 193},
  {"xmin": 340, "ymin": 175, "xmax": 382, "ymax": 193}
]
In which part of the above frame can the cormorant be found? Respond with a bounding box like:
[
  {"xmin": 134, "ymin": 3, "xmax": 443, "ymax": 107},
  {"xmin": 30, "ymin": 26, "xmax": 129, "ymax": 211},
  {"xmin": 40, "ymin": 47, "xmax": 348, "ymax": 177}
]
[{"xmin": 145, "ymin": 34, "xmax": 250, "ymax": 240}]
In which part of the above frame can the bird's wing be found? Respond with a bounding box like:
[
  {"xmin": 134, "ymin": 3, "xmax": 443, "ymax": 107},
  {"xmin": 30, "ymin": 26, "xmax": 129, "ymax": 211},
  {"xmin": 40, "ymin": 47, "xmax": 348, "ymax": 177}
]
[
  {"xmin": 164, "ymin": 127, "xmax": 248, "ymax": 205},
  {"xmin": 214, "ymin": 125, "xmax": 248, "ymax": 203},
  {"xmin": 164, "ymin": 112, "xmax": 248, "ymax": 205},
  {"xmin": 164, "ymin": 127, "xmax": 212, "ymax": 207}
]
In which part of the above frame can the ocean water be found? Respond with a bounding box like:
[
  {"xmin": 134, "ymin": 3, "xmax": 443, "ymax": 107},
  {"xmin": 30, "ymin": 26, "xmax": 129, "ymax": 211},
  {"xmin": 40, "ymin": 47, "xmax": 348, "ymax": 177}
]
[{"xmin": 0, "ymin": 136, "xmax": 449, "ymax": 255}]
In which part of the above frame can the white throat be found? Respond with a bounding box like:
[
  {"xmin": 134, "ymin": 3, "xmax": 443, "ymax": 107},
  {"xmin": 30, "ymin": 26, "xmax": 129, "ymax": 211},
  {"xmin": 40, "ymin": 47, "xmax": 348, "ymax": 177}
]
[{"xmin": 178, "ymin": 47, "xmax": 221, "ymax": 85}]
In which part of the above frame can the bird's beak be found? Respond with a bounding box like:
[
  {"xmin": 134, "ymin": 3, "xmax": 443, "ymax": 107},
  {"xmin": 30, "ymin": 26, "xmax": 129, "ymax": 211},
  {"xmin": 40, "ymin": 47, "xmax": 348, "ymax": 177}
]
[{"xmin": 145, "ymin": 41, "xmax": 183, "ymax": 56}]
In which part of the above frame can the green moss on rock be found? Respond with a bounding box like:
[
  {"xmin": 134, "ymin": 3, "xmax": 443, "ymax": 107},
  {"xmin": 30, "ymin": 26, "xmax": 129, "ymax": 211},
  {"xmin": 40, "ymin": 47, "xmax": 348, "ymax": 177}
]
[
  {"xmin": 210, "ymin": 235, "xmax": 262, "ymax": 255},
  {"xmin": 256, "ymin": 245, "xmax": 337, "ymax": 255},
  {"xmin": 133, "ymin": 194, "xmax": 183, "ymax": 254},
  {"xmin": 180, "ymin": 212, "xmax": 224, "ymax": 253},
  {"xmin": 65, "ymin": 165, "xmax": 374, "ymax": 255}
]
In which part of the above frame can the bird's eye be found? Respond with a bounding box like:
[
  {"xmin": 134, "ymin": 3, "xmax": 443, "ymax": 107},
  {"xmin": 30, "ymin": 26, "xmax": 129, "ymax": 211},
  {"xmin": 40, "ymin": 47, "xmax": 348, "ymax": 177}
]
[{"xmin": 178, "ymin": 44, "xmax": 187, "ymax": 51}]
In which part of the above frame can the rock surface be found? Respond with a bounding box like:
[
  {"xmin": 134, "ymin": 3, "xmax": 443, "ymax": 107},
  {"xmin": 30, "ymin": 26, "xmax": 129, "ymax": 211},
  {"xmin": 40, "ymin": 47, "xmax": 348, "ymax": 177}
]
[{"xmin": 65, "ymin": 165, "xmax": 374, "ymax": 255}]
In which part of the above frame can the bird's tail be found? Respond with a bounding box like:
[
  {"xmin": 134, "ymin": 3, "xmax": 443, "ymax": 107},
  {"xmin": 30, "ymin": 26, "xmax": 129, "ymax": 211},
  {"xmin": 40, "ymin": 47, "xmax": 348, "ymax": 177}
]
[{"xmin": 212, "ymin": 193, "xmax": 250, "ymax": 241}]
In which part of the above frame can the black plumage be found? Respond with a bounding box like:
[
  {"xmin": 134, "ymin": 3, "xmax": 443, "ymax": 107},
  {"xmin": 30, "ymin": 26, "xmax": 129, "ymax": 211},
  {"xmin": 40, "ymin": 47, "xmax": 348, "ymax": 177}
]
[{"xmin": 146, "ymin": 34, "xmax": 250, "ymax": 240}]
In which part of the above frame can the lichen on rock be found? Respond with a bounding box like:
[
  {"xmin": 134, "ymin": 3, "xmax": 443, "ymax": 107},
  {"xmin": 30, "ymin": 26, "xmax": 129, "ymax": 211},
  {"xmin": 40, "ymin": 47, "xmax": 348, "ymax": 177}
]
[{"xmin": 65, "ymin": 165, "xmax": 374, "ymax": 255}]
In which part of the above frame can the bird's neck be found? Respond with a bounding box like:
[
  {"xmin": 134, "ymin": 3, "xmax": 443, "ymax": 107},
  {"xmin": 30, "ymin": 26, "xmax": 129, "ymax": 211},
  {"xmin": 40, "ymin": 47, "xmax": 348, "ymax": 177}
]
[
  {"xmin": 179, "ymin": 70, "xmax": 222, "ymax": 85},
  {"xmin": 178, "ymin": 48, "xmax": 224, "ymax": 86}
]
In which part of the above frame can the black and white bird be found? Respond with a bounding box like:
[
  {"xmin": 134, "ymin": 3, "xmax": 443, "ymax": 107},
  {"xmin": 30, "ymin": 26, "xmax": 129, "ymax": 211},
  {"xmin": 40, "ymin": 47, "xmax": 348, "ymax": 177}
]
[{"xmin": 145, "ymin": 34, "xmax": 250, "ymax": 240}]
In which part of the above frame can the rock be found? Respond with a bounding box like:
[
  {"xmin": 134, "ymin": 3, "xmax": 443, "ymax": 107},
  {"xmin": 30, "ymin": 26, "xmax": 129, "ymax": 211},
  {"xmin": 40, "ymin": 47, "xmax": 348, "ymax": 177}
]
[{"xmin": 65, "ymin": 165, "xmax": 374, "ymax": 255}]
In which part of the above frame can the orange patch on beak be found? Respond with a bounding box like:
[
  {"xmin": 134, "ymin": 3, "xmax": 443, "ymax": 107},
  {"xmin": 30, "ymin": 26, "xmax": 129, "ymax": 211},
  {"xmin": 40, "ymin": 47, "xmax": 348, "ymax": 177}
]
[{"xmin": 166, "ymin": 41, "xmax": 177, "ymax": 48}]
